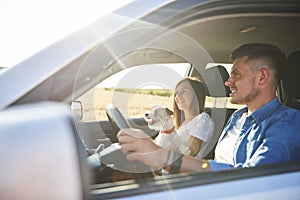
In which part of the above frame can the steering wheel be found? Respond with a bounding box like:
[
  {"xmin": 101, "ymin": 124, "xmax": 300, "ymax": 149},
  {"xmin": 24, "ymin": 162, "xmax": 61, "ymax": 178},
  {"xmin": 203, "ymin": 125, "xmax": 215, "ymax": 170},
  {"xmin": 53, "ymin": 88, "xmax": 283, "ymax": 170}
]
[
  {"xmin": 106, "ymin": 104, "xmax": 131, "ymax": 137},
  {"xmin": 103, "ymin": 104, "xmax": 153, "ymax": 176}
]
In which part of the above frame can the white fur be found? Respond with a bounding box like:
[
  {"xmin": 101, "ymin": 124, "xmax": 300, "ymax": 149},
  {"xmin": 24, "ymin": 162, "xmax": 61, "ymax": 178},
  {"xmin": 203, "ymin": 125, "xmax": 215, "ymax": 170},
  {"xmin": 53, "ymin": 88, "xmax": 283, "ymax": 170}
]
[
  {"xmin": 144, "ymin": 106, "xmax": 180, "ymax": 151},
  {"xmin": 144, "ymin": 105, "xmax": 174, "ymax": 131}
]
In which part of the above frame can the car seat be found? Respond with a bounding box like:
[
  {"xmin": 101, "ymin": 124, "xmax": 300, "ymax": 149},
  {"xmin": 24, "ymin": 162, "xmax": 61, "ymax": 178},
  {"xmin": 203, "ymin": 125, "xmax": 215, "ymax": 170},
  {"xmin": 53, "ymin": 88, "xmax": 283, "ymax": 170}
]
[
  {"xmin": 282, "ymin": 51, "xmax": 300, "ymax": 111},
  {"xmin": 201, "ymin": 65, "xmax": 236, "ymax": 159}
]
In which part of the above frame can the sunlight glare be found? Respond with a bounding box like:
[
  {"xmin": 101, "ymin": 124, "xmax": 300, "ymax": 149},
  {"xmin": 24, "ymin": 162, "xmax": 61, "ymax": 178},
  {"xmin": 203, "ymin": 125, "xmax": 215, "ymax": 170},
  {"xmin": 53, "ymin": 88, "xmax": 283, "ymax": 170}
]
[{"xmin": 0, "ymin": 0, "xmax": 134, "ymax": 67}]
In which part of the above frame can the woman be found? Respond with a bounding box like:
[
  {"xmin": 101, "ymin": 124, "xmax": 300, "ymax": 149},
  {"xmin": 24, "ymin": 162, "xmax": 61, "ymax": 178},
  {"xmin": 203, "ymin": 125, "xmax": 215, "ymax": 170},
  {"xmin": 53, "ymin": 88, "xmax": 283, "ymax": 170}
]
[{"xmin": 155, "ymin": 77, "xmax": 215, "ymax": 158}]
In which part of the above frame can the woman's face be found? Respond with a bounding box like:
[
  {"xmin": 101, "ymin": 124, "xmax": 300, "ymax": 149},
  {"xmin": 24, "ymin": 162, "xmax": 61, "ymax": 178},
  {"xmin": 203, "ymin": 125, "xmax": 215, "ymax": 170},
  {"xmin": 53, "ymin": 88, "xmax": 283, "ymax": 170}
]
[{"xmin": 174, "ymin": 81, "xmax": 195, "ymax": 111}]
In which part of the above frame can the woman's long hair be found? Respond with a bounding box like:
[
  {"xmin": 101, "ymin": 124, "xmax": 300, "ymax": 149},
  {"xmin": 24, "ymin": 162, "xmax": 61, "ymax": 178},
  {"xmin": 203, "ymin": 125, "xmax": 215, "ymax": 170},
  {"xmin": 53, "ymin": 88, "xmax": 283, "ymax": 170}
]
[{"xmin": 173, "ymin": 77, "xmax": 206, "ymax": 130}]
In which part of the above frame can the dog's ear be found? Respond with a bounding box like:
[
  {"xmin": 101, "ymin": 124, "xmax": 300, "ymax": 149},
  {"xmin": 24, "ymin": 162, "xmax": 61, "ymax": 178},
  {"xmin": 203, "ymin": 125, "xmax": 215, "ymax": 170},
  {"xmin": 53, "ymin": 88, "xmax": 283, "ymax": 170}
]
[{"xmin": 165, "ymin": 108, "xmax": 173, "ymax": 115}]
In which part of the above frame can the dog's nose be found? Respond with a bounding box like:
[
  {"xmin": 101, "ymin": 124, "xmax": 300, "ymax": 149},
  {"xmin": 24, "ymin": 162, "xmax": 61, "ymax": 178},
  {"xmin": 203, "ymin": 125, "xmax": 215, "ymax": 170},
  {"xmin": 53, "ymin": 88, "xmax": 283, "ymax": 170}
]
[{"xmin": 145, "ymin": 113, "xmax": 149, "ymax": 118}]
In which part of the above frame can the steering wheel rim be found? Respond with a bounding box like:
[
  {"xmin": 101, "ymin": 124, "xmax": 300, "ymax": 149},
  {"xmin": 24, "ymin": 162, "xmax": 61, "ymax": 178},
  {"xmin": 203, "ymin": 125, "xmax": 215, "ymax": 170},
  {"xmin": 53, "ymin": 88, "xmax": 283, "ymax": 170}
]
[
  {"xmin": 104, "ymin": 104, "xmax": 154, "ymax": 175},
  {"xmin": 106, "ymin": 104, "xmax": 131, "ymax": 141}
]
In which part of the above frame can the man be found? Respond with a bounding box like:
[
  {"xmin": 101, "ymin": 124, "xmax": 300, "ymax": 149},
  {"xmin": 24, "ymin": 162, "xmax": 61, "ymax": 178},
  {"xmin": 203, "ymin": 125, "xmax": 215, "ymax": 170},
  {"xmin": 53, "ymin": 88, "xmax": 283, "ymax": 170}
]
[{"xmin": 117, "ymin": 43, "xmax": 300, "ymax": 173}]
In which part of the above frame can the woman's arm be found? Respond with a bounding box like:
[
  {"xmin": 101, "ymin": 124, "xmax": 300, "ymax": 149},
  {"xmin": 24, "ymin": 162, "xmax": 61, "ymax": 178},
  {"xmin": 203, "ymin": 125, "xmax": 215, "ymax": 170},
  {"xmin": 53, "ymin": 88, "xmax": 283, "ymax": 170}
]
[
  {"xmin": 182, "ymin": 136, "xmax": 203, "ymax": 156},
  {"xmin": 181, "ymin": 113, "xmax": 214, "ymax": 156}
]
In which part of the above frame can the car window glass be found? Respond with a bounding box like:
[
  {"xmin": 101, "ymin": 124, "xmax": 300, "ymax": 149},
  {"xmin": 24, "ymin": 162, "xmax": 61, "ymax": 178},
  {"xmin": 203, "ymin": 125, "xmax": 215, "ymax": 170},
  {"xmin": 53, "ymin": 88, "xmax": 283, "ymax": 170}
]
[
  {"xmin": 205, "ymin": 63, "xmax": 244, "ymax": 109},
  {"xmin": 76, "ymin": 63, "xmax": 190, "ymax": 121}
]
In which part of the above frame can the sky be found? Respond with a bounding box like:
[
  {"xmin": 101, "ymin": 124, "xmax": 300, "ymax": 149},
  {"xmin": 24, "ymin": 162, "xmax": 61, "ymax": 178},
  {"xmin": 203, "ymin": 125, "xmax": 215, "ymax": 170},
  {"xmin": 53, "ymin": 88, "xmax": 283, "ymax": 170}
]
[
  {"xmin": 97, "ymin": 63, "xmax": 189, "ymax": 89},
  {"xmin": 0, "ymin": 0, "xmax": 134, "ymax": 68},
  {"xmin": 0, "ymin": 0, "xmax": 195, "ymax": 90},
  {"xmin": 0, "ymin": 0, "xmax": 233, "ymax": 89}
]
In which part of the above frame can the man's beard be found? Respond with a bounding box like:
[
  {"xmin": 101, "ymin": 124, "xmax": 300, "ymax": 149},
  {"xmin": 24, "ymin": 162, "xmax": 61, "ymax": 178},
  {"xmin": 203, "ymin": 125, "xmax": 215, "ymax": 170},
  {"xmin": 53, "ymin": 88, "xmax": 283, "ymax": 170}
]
[{"xmin": 230, "ymin": 77, "xmax": 258, "ymax": 105}]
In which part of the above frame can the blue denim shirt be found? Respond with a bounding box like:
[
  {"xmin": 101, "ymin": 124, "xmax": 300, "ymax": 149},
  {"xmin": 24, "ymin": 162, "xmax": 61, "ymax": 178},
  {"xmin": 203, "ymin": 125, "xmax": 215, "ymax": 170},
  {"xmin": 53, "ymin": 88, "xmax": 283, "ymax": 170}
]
[{"xmin": 209, "ymin": 97, "xmax": 300, "ymax": 171}]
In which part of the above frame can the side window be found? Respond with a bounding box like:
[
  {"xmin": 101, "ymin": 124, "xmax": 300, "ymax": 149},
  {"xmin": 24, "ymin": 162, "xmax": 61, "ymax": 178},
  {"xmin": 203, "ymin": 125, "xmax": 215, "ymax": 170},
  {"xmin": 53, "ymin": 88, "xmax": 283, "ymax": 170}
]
[
  {"xmin": 76, "ymin": 63, "xmax": 190, "ymax": 122},
  {"xmin": 205, "ymin": 63, "xmax": 244, "ymax": 109}
]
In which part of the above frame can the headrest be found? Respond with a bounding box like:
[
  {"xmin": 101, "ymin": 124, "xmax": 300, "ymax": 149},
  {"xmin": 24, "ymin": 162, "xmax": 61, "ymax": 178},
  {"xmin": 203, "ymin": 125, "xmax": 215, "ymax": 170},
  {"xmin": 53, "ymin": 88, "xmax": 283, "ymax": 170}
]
[
  {"xmin": 203, "ymin": 65, "xmax": 230, "ymax": 97},
  {"xmin": 282, "ymin": 51, "xmax": 300, "ymax": 110},
  {"xmin": 283, "ymin": 51, "xmax": 300, "ymax": 99}
]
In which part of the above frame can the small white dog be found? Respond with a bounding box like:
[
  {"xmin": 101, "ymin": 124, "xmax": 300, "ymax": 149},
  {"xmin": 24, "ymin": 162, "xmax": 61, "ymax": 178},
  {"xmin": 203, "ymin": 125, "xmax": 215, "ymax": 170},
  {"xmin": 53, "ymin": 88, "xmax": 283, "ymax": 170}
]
[
  {"xmin": 144, "ymin": 105, "xmax": 174, "ymax": 132},
  {"xmin": 144, "ymin": 105, "xmax": 180, "ymax": 152}
]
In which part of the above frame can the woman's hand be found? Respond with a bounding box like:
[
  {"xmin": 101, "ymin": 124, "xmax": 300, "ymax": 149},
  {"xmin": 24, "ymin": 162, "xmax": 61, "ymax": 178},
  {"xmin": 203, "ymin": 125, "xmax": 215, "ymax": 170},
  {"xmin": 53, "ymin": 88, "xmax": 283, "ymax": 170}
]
[{"xmin": 117, "ymin": 128, "xmax": 168, "ymax": 169}]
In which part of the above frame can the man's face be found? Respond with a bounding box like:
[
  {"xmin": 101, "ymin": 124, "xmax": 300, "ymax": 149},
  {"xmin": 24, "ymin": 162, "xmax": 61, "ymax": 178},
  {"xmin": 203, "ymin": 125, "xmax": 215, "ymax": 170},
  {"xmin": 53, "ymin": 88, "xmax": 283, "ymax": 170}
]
[{"xmin": 225, "ymin": 56, "xmax": 259, "ymax": 105}]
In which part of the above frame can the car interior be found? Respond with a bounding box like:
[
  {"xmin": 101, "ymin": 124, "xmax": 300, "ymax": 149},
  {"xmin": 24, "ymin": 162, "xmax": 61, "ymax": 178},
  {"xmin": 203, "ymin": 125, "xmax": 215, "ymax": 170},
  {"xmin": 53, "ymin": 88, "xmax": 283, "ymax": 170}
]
[{"xmin": 79, "ymin": 1, "xmax": 300, "ymax": 193}]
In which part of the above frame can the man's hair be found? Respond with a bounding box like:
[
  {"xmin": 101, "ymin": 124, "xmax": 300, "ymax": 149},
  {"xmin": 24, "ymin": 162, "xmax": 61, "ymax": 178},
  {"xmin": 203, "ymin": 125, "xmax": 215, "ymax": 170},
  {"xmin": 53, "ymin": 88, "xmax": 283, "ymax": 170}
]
[{"xmin": 231, "ymin": 43, "xmax": 285, "ymax": 87}]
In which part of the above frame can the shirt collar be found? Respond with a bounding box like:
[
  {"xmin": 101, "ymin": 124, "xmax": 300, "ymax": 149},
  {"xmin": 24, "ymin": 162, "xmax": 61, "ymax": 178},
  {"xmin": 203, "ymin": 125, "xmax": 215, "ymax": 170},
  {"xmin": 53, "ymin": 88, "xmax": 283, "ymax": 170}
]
[
  {"xmin": 251, "ymin": 97, "xmax": 281, "ymax": 124},
  {"xmin": 233, "ymin": 97, "xmax": 281, "ymax": 124}
]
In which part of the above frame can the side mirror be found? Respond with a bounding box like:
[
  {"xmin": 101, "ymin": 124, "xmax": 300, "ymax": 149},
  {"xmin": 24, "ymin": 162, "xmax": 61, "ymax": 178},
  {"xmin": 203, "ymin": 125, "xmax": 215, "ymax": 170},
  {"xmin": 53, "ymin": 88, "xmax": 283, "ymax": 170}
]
[
  {"xmin": 0, "ymin": 102, "xmax": 90, "ymax": 199},
  {"xmin": 71, "ymin": 101, "xmax": 83, "ymax": 121}
]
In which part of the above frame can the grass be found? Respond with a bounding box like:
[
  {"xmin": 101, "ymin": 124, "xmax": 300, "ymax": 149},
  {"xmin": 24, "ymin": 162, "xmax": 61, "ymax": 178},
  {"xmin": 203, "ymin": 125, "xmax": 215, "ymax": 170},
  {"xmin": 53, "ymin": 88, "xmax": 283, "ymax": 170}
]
[
  {"xmin": 78, "ymin": 88, "xmax": 243, "ymax": 122},
  {"xmin": 104, "ymin": 88, "xmax": 173, "ymax": 97},
  {"xmin": 78, "ymin": 88, "xmax": 173, "ymax": 121}
]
